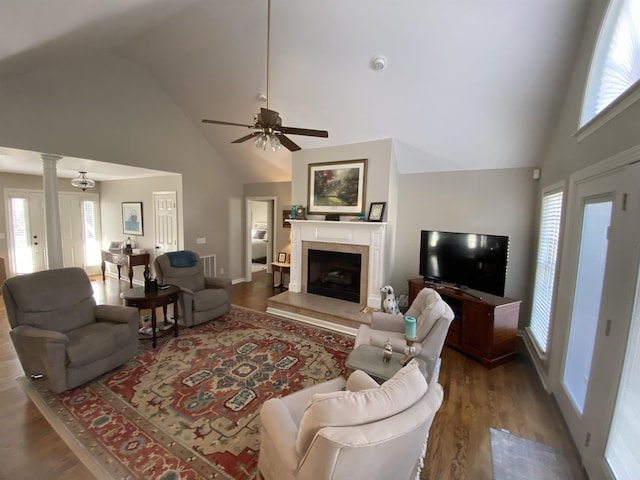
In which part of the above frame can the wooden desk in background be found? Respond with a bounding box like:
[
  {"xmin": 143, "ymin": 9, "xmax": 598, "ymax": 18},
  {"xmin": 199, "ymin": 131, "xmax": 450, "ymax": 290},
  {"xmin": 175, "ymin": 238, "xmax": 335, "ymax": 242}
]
[{"xmin": 101, "ymin": 250, "xmax": 150, "ymax": 288}]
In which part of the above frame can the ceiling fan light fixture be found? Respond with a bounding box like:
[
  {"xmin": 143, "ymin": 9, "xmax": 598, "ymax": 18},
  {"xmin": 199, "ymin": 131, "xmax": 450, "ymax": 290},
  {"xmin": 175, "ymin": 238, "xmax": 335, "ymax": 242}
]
[
  {"xmin": 254, "ymin": 133, "xmax": 269, "ymax": 150},
  {"xmin": 71, "ymin": 171, "xmax": 95, "ymax": 191},
  {"xmin": 270, "ymin": 134, "xmax": 282, "ymax": 151}
]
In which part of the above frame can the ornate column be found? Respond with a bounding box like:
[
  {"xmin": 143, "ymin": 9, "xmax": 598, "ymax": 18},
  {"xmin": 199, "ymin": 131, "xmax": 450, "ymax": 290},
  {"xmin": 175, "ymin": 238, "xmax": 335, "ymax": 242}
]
[{"xmin": 41, "ymin": 154, "xmax": 64, "ymax": 269}]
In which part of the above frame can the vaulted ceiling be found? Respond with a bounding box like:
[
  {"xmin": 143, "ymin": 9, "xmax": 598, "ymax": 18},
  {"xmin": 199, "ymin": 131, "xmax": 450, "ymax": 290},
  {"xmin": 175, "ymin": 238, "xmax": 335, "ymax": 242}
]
[{"xmin": 0, "ymin": 0, "xmax": 589, "ymax": 183}]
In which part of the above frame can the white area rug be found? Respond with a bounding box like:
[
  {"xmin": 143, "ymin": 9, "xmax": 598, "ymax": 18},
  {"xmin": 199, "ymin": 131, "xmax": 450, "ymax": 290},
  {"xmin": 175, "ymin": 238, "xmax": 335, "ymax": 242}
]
[{"xmin": 490, "ymin": 428, "xmax": 574, "ymax": 480}]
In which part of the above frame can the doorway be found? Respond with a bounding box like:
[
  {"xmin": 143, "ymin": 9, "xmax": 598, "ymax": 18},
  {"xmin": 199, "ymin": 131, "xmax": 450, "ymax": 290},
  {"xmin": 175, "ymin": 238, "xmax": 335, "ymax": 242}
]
[
  {"xmin": 550, "ymin": 158, "xmax": 640, "ymax": 479},
  {"xmin": 5, "ymin": 189, "xmax": 102, "ymax": 276},
  {"xmin": 245, "ymin": 197, "xmax": 276, "ymax": 282},
  {"xmin": 153, "ymin": 191, "xmax": 179, "ymax": 265}
]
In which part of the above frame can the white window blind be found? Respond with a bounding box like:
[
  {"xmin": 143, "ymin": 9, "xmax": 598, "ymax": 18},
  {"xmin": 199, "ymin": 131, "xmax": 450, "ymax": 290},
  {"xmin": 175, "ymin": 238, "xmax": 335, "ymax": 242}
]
[
  {"xmin": 528, "ymin": 190, "xmax": 563, "ymax": 354},
  {"xmin": 581, "ymin": 0, "xmax": 640, "ymax": 126}
]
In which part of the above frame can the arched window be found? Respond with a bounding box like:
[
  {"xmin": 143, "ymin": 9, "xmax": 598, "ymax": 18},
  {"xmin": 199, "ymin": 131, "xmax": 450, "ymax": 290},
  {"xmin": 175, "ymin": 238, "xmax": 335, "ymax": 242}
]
[{"xmin": 580, "ymin": 0, "xmax": 640, "ymax": 130}]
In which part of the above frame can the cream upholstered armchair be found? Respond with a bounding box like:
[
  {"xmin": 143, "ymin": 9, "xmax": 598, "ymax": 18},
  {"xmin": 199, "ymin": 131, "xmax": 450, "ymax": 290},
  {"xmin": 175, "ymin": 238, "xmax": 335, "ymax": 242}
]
[
  {"xmin": 154, "ymin": 250, "xmax": 231, "ymax": 327},
  {"xmin": 2, "ymin": 267, "xmax": 139, "ymax": 393},
  {"xmin": 355, "ymin": 287, "xmax": 454, "ymax": 382},
  {"xmin": 258, "ymin": 362, "xmax": 443, "ymax": 480}
]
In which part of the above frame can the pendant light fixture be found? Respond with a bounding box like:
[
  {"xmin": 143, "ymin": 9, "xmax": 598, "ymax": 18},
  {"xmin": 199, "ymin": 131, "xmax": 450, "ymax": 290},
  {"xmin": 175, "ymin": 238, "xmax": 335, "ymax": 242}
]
[{"xmin": 71, "ymin": 171, "xmax": 95, "ymax": 191}]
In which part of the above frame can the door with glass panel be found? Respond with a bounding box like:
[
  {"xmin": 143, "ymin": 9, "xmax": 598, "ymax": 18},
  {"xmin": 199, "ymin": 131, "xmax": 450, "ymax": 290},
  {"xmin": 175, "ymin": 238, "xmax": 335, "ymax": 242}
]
[
  {"xmin": 6, "ymin": 189, "xmax": 101, "ymax": 276},
  {"xmin": 552, "ymin": 161, "xmax": 640, "ymax": 479}
]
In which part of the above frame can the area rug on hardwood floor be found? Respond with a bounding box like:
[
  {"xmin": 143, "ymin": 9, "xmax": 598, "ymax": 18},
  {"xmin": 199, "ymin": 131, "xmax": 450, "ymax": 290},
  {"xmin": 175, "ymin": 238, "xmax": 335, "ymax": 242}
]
[
  {"xmin": 490, "ymin": 428, "xmax": 574, "ymax": 480},
  {"xmin": 18, "ymin": 306, "xmax": 354, "ymax": 480}
]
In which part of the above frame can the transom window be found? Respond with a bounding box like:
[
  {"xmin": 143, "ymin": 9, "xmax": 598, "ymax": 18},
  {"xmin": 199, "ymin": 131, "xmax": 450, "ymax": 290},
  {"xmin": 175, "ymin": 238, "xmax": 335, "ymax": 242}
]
[{"xmin": 581, "ymin": 0, "xmax": 640, "ymax": 127}]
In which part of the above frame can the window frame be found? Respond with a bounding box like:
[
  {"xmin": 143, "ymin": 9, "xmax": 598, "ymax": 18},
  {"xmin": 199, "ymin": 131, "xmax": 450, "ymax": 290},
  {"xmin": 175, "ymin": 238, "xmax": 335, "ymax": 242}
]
[
  {"xmin": 576, "ymin": 0, "xmax": 640, "ymax": 141},
  {"xmin": 527, "ymin": 183, "xmax": 565, "ymax": 358}
]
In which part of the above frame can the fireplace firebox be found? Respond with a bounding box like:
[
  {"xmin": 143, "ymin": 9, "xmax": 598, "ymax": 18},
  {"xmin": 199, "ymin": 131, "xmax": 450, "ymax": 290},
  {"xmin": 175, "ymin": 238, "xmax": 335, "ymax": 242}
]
[{"xmin": 307, "ymin": 249, "xmax": 361, "ymax": 303}]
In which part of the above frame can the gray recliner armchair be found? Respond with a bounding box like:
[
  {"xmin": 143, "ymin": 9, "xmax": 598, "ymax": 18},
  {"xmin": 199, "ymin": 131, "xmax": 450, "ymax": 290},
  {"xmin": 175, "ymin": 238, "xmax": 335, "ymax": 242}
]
[
  {"xmin": 154, "ymin": 250, "xmax": 231, "ymax": 327},
  {"xmin": 2, "ymin": 267, "xmax": 139, "ymax": 393}
]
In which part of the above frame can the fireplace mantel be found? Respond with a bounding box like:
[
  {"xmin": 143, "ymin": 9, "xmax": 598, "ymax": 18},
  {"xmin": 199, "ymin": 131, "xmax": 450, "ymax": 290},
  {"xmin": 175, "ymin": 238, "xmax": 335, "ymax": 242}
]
[{"xmin": 288, "ymin": 220, "xmax": 387, "ymax": 308}]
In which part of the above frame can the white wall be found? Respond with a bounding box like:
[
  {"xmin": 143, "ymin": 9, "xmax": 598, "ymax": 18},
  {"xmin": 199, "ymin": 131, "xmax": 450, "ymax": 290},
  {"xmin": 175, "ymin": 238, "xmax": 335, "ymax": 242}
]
[
  {"xmin": 292, "ymin": 139, "xmax": 394, "ymax": 218},
  {"xmin": 100, "ymin": 175, "xmax": 182, "ymax": 282},
  {"xmin": 0, "ymin": 54, "xmax": 245, "ymax": 279},
  {"xmin": 393, "ymin": 168, "xmax": 537, "ymax": 315}
]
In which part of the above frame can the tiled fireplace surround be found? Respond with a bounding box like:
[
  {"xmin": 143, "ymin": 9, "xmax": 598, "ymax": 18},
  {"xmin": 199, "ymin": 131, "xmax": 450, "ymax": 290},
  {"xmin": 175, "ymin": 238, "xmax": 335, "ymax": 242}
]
[{"xmin": 289, "ymin": 220, "xmax": 386, "ymax": 308}]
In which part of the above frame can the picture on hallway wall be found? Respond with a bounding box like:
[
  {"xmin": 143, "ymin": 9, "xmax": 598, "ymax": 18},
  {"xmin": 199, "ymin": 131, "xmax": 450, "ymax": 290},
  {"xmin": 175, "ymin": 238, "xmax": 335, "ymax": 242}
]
[
  {"xmin": 122, "ymin": 202, "xmax": 143, "ymax": 235},
  {"xmin": 308, "ymin": 159, "xmax": 367, "ymax": 215}
]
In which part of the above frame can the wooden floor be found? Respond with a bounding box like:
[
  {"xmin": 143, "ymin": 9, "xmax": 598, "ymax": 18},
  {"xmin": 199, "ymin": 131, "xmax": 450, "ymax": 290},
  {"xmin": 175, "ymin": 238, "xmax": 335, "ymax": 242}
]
[{"xmin": 0, "ymin": 270, "xmax": 587, "ymax": 479}]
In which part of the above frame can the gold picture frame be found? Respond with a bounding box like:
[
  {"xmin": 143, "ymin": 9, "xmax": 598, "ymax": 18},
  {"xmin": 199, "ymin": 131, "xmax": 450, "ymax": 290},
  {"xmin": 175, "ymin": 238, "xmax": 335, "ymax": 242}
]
[{"xmin": 308, "ymin": 159, "xmax": 367, "ymax": 216}]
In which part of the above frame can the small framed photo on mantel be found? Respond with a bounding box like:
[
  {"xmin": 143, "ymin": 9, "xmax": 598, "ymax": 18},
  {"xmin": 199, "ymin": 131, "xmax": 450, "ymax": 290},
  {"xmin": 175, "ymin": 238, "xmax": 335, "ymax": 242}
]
[{"xmin": 367, "ymin": 202, "xmax": 386, "ymax": 222}]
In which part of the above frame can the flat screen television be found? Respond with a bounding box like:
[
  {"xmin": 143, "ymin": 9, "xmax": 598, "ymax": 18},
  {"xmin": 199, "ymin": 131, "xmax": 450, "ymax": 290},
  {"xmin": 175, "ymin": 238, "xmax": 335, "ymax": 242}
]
[{"xmin": 419, "ymin": 230, "xmax": 509, "ymax": 297}]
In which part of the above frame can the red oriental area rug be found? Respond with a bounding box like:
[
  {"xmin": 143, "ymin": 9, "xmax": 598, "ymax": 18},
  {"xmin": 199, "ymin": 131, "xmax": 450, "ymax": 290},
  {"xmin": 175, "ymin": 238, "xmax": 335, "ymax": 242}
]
[{"xmin": 19, "ymin": 306, "xmax": 354, "ymax": 479}]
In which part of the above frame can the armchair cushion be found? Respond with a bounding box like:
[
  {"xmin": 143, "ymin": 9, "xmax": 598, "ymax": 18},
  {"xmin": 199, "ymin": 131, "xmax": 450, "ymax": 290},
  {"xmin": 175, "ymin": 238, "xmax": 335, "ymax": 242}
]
[
  {"xmin": 296, "ymin": 362, "xmax": 427, "ymax": 456},
  {"xmin": 66, "ymin": 323, "xmax": 121, "ymax": 366},
  {"xmin": 193, "ymin": 288, "xmax": 227, "ymax": 312},
  {"xmin": 409, "ymin": 288, "xmax": 446, "ymax": 341}
]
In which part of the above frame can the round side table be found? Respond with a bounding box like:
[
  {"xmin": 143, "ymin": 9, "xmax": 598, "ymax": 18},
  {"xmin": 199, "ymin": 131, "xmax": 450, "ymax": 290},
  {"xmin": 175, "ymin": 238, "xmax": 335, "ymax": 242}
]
[{"xmin": 120, "ymin": 285, "xmax": 180, "ymax": 347}]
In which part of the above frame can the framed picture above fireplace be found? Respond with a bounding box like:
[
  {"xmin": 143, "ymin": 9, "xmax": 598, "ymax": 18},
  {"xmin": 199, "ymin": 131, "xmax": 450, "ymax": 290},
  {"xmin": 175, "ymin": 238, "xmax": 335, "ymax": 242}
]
[{"xmin": 308, "ymin": 159, "xmax": 367, "ymax": 215}]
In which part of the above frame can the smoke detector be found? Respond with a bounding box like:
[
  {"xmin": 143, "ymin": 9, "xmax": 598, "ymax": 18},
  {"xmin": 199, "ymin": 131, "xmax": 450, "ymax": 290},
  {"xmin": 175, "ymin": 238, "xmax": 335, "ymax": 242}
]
[{"xmin": 371, "ymin": 55, "xmax": 387, "ymax": 71}]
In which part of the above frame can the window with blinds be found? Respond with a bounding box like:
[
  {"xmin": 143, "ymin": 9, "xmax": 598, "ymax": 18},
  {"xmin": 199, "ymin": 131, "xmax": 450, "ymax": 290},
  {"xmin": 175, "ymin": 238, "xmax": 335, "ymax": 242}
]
[
  {"xmin": 581, "ymin": 0, "xmax": 640, "ymax": 127},
  {"xmin": 528, "ymin": 189, "xmax": 564, "ymax": 355}
]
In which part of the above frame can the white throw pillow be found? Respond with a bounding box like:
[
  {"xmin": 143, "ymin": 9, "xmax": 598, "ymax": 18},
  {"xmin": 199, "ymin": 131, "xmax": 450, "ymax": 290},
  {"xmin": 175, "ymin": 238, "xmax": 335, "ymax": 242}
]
[{"xmin": 295, "ymin": 362, "xmax": 428, "ymax": 455}]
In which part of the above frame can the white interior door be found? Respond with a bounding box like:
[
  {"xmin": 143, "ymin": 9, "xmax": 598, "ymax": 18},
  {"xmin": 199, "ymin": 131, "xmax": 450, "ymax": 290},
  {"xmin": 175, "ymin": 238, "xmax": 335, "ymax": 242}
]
[{"xmin": 154, "ymin": 191, "xmax": 178, "ymax": 260}]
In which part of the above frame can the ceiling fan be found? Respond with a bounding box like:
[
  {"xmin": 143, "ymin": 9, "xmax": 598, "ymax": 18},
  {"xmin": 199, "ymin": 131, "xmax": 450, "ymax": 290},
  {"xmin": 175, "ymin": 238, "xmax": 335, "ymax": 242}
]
[{"xmin": 201, "ymin": 0, "xmax": 328, "ymax": 152}]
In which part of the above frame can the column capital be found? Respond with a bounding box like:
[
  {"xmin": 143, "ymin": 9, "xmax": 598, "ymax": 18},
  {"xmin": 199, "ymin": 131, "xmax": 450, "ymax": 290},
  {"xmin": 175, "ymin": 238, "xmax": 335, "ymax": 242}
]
[{"xmin": 41, "ymin": 153, "xmax": 63, "ymax": 164}]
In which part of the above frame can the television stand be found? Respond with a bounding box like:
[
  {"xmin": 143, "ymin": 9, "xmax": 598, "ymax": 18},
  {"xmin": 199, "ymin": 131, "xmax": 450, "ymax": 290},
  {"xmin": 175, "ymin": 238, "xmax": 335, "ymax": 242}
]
[
  {"xmin": 408, "ymin": 277, "xmax": 521, "ymax": 368},
  {"xmin": 440, "ymin": 283, "xmax": 484, "ymax": 301}
]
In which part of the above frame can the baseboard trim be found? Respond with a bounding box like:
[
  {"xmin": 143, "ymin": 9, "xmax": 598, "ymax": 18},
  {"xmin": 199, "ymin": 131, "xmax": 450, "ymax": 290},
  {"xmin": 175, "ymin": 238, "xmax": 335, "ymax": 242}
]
[{"xmin": 518, "ymin": 329, "xmax": 550, "ymax": 392}]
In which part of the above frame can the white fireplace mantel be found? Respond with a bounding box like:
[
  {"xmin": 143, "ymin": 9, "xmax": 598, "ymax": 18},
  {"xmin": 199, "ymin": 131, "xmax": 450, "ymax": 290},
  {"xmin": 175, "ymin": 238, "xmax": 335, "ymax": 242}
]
[{"xmin": 288, "ymin": 220, "xmax": 386, "ymax": 308}]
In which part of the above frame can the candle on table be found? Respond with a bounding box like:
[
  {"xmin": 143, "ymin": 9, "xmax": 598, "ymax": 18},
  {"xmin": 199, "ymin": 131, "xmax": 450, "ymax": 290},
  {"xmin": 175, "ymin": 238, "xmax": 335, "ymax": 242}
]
[{"xmin": 405, "ymin": 316, "xmax": 416, "ymax": 339}]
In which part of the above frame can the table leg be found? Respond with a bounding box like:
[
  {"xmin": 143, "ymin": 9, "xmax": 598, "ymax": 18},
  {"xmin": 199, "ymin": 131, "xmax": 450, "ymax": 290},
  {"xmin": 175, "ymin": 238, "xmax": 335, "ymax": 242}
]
[
  {"xmin": 172, "ymin": 299, "xmax": 179, "ymax": 338},
  {"xmin": 117, "ymin": 265, "xmax": 122, "ymax": 281},
  {"xmin": 128, "ymin": 268, "xmax": 134, "ymax": 288},
  {"xmin": 162, "ymin": 304, "xmax": 168, "ymax": 325},
  {"xmin": 151, "ymin": 308, "xmax": 157, "ymax": 348},
  {"xmin": 101, "ymin": 260, "xmax": 106, "ymax": 282}
]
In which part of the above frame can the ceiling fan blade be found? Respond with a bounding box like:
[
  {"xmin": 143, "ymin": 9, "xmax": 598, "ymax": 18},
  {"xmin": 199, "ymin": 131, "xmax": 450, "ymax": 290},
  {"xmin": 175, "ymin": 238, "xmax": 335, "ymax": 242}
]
[
  {"xmin": 231, "ymin": 132, "xmax": 261, "ymax": 144},
  {"xmin": 202, "ymin": 119, "xmax": 254, "ymax": 128},
  {"xmin": 280, "ymin": 126, "xmax": 329, "ymax": 138},
  {"xmin": 260, "ymin": 108, "xmax": 281, "ymax": 126},
  {"xmin": 278, "ymin": 135, "xmax": 301, "ymax": 152}
]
